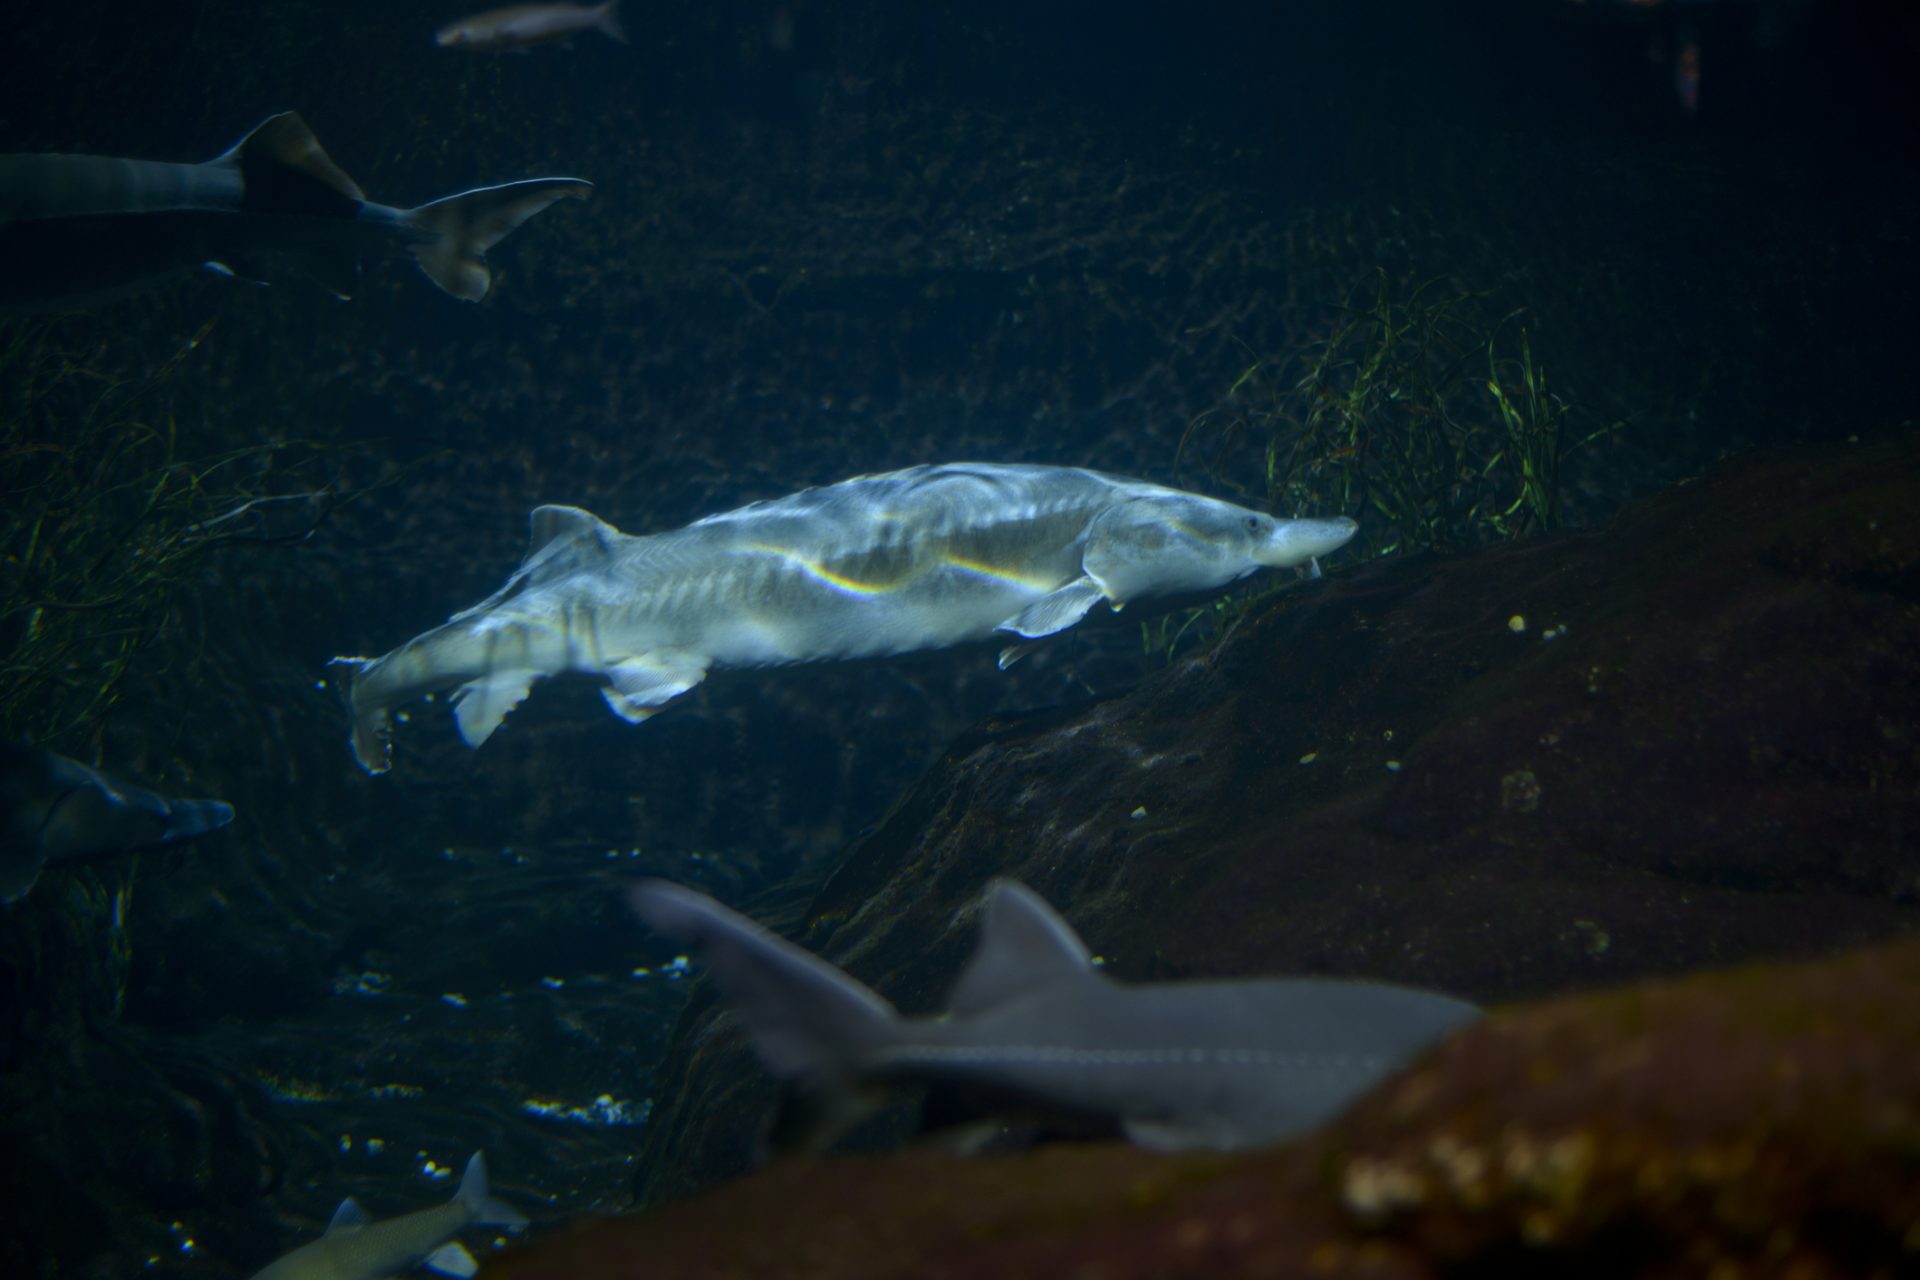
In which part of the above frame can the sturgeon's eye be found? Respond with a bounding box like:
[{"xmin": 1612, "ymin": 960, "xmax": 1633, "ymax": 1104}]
[{"xmin": 1246, "ymin": 516, "xmax": 1261, "ymax": 531}]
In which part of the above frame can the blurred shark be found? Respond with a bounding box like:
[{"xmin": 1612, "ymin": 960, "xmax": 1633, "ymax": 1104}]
[
  {"xmin": 0, "ymin": 742, "xmax": 233, "ymax": 904},
  {"xmin": 249, "ymin": 1152, "xmax": 527, "ymax": 1280},
  {"xmin": 629, "ymin": 878, "xmax": 1482, "ymax": 1153},
  {"xmin": 436, "ymin": 2, "xmax": 627, "ymax": 50},
  {"xmin": 330, "ymin": 462, "xmax": 1358, "ymax": 773},
  {"xmin": 0, "ymin": 112, "xmax": 592, "ymax": 313}
]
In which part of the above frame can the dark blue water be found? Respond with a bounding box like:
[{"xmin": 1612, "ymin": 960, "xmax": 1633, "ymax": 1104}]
[{"xmin": 2, "ymin": 1, "xmax": 1915, "ymax": 1275}]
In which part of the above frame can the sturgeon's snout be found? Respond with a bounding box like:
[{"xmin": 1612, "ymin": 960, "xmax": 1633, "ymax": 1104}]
[{"xmin": 1258, "ymin": 515, "xmax": 1358, "ymax": 568}]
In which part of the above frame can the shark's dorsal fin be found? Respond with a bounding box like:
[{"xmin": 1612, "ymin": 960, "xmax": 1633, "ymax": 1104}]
[
  {"xmin": 213, "ymin": 111, "xmax": 365, "ymax": 204},
  {"xmin": 324, "ymin": 1197, "xmax": 370, "ymax": 1235},
  {"xmin": 946, "ymin": 879, "xmax": 1096, "ymax": 1016}
]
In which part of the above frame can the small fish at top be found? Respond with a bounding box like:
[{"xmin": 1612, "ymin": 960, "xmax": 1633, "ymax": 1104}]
[
  {"xmin": 330, "ymin": 462, "xmax": 1359, "ymax": 774},
  {"xmin": 436, "ymin": 2, "xmax": 628, "ymax": 51},
  {"xmin": 0, "ymin": 742, "xmax": 233, "ymax": 904},
  {"xmin": 629, "ymin": 878, "xmax": 1482, "ymax": 1154},
  {"xmin": 0, "ymin": 112, "xmax": 591, "ymax": 313},
  {"xmin": 249, "ymin": 1151, "xmax": 527, "ymax": 1280}
]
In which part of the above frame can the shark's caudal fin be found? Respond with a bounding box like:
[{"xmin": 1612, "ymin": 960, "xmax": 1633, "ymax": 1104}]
[
  {"xmin": 452, "ymin": 1152, "xmax": 528, "ymax": 1232},
  {"xmin": 629, "ymin": 881, "xmax": 899, "ymax": 1149},
  {"xmin": 404, "ymin": 179, "xmax": 593, "ymax": 301}
]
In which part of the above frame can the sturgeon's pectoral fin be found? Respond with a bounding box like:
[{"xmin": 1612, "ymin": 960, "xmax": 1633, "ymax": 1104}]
[
  {"xmin": 450, "ymin": 669, "xmax": 542, "ymax": 747},
  {"xmin": 600, "ymin": 655, "xmax": 708, "ymax": 724},
  {"xmin": 995, "ymin": 578, "xmax": 1109, "ymax": 640},
  {"xmin": 996, "ymin": 642, "xmax": 1037, "ymax": 671}
]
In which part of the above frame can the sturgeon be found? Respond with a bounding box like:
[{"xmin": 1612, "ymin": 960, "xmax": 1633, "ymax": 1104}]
[
  {"xmin": 0, "ymin": 112, "xmax": 591, "ymax": 313},
  {"xmin": 331, "ymin": 463, "xmax": 1358, "ymax": 773},
  {"xmin": 630, "ymin": 878, "xmax": 1482, "ymax": 1153}
]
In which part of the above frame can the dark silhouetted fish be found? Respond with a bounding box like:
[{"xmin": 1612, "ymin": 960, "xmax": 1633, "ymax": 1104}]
[
  {"xmin": 435, "ymin": 2, "xmax": 627, "ymax": 51},
  {"xmin": 0, "ymin": 112, "xmax": 592, "ymax": 313},
  {"xmin": 630, "ymin": 878, "xmax": 1482, "ymax": 1153},
  {"xmin": 0, "ymin": 742, "xmax": 233, "ymax": 903}
]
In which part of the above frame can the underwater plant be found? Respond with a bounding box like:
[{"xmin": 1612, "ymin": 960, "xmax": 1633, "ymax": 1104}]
[
  {"xmin": 0, "ymin": 321, "xmax": 341, "ymax": 743},
  {"xmin": 1150, "ymin": 272, "xmax": 1620, "ymax": 662}
]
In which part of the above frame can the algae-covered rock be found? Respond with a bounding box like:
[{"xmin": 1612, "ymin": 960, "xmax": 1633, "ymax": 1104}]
[
  {"xmin": 636, "ymin": 435, "xmax": 1920, "ymax": 1203},
  {"xmin": 490, "ymin": 932, "xmax": 1920, "ymax": 1279}
]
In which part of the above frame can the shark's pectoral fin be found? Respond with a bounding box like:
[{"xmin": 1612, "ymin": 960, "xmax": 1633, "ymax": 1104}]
[
  {"xmin": 424, "ymin": 1242, "xmax": 479, "ymax": 1278},
  {"xmin": 450, "ymin": 669, "xmax": 543, "ymax": 747},
  {"xmin": 600, "ymin": 654, "xmax": 709, "ymax": 724},
  {"xmin": 995, "ymin": 577, "xmax": 1109, "ymax": 640}
]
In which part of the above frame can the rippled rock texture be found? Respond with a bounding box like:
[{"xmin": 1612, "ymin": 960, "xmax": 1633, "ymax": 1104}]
[
  {"xmin": 634, "ymin": 434, "xmax": 1920, "ymax": 1204},
  {"xmin": 494, "ymin": 931, "xmax": 1920, "ymax": 1278}
]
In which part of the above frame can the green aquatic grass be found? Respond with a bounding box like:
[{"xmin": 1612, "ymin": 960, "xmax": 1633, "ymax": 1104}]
[
  {"xmin": 1153, "ymin": 272, "xmax": 1621, "ymax": 663},
  {"xmin": 0, "ymin": 321, "xmax": 342, "ymax": 743}
]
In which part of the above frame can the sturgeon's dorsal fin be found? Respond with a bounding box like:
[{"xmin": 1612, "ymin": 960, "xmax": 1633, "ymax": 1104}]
[
  {"xmin": 946, "ymin": 879, "xmax": 1096, "ymax": 1016},
  {"xmin": 212, "ymin": 111, "xmax": 365, "ymax": 204},
  {"xmin": 995, "ymin": 577, "xmax": 1107, "ymax": 640},
  {"xmin": 525, "ymin": 504, "xmax": 619, "ymax": 568},
  {"xmin": 447, "ymin": 505, "xmax": 621, "ymax": 624},
  {"xmin": 325, "ymin": 1197, "xmax": 370, "ymax": 1235}
]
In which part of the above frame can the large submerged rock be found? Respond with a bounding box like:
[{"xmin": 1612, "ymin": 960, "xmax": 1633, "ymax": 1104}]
[
  {"xmin": 492, "ymin": 931, "xmax": 1920, "ymax": 1277},
  {"xmin": 634, "ymin": 435, "xmax": 1920, "ymax": 1204}
]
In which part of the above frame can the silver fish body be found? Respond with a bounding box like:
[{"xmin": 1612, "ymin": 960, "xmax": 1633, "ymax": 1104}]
[{"xmin": 331, "ymin": 463, "xmax": 1358, "ymax": 773}]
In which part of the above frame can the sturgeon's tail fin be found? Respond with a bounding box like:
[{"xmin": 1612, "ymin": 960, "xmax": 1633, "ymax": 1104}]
[
  {"xmin": 629, "ymin": 880, "xmax": 900, "ymax": 1152},
  {"xmin": 327, "ymin": 657, "xmax": 391, "ymax": 775},
  {"xmin": 452, "ymin": 1152, "xmax": 528, "ymax": 1231},
  {"xmin": 403, "ymin": 178, "xmax": 593, "ymax": 301}
]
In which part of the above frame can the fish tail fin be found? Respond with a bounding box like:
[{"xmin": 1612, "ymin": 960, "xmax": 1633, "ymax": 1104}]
[
  {"xmin": 598, "ymin": 0, "xmax": 628, "ymax": 44},
  {"xmin": 629, "ymin": 881, "xmax": 900, "ymax": 1151},
  {"xmin": 453, "ymin": 1152, "xmax": 528, "ymax": 1232},
  {"xmin": 327, "ymin": 656, "xmax": 392, "ymax": 775},
  {"xmin": 403, "ymin": 178, "xmax": 593, "ymax": 301}
]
